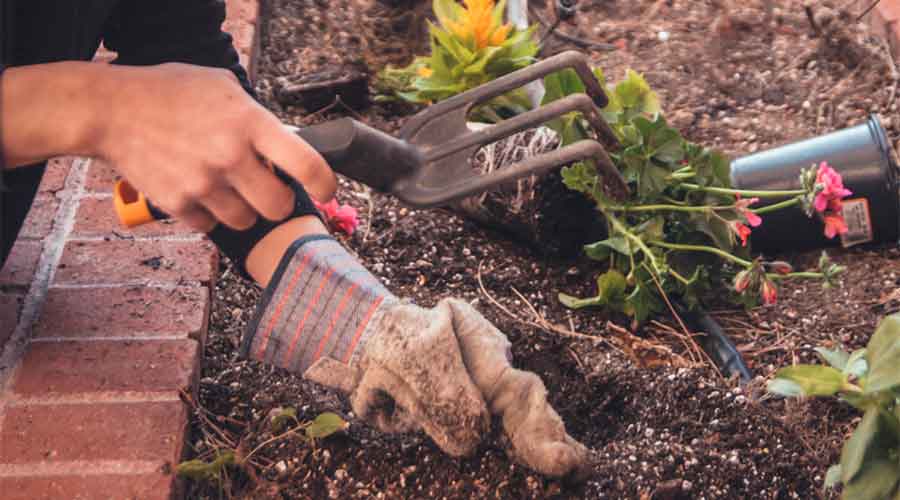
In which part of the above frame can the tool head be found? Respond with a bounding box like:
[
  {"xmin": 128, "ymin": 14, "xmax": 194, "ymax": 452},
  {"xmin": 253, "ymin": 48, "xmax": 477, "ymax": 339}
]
[{"xmin": 393, "ymin": 50, "xmax": 627, "ymax": 208}]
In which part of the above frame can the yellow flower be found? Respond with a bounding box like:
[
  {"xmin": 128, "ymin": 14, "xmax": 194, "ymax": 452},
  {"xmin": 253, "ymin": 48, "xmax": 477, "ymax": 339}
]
[
  {"xmin": 446, "ymin": 0, "xmax": 510, "ymax": 49},
  {"xmin": 417, "ymin": 66, "xmax": 434, "ymax": 78}
]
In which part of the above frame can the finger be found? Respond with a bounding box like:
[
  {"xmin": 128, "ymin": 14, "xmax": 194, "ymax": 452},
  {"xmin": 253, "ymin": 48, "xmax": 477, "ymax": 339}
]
[
  {"xmin": 226, "ymin": 154, "xmax": 296, "ymax": 222},
  {"xmin": 493, "ymin": 369, "xmax": 590, "ymax": 479},
  {"xmin": 444, "ymin": 298, "xmax": 514, "ymax": 397},
  {"xmin": 201, "ymin": 185, "xmax": 259, "ymax": 231},
  {"xmin": 249, "ymin": 109, "xmax": 337, "ymax": 202},
  {"xmin": 179, "ymin": 206, "xmax": 218, "ymax": 233}
]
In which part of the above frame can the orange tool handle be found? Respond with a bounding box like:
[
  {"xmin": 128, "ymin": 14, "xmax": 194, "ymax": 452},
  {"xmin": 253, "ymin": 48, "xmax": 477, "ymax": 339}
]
[{"xmin": 113, "ymin": 180, "xmax": 166, "ymax": 228}]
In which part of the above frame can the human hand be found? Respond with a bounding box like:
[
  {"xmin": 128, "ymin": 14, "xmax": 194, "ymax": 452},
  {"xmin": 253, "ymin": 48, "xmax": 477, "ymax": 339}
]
[
  {"xmin": 303, "ymin": 299, "xmax": 492, "ymax": 457},
  {"xmin": 242, "ymin": 236, "xmax": 586, "ymax": 476},
  {"xmin": 305, "ymin": 298, "xmax": 589, "ymax": 477},
  {"xmin": 96, "ymin": 63, "xmax": 336, "ymax": 231}
]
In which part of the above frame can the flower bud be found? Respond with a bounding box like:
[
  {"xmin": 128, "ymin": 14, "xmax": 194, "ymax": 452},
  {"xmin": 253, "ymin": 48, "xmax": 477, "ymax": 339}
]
[
  {"xmin": 733, "ymin": 270, "xmax": 752, "ymax": 293},
  {"xmin": 761, "ymin": 279, "xmax": 777, "ymax": 305},
  {"xmin": 766, "ymin": 261, "xmax": 793, "ymax": 275}
]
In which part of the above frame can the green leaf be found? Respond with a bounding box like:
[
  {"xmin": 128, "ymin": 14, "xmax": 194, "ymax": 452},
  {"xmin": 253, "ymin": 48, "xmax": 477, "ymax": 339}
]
[
  {"xmin": 270, "ymin": 406, "xmax": 297, "ymax": 434},
  {"xmin": 615, "ymin": 69, "xmax": 660, "ymax": 115},
  {"xmin": 771, "ymin": 365, "xmax": 848, "ymax": 397},
  {"xmin": 690, "ymin": 211, "xmax": 735, "ymax": 251},
  {"xmin": 542, "ymin": 69, "xmax": 586, "ymax": 105},
  {"xmin": 816, "ymin": 347, "xmax": 850, "ymax": 371},
  {"xmin": 824, "ymin": 464, "xmax": 843, "ymax": 489},
  {"xmin": 842, "ymin": 459, "xmax": 900, "ymax": 500},
  {"xmin": 176, "ymin": 450, "xmax": 236, "ymax": 481},
  {"xmin": 639, "ymin": 164, "xmax": 670, "ymax": 199},
  {"xmin": 559, "ymin": 270, "xmax": 627, "ymax": 310},
  {"xmin": 304, "ymin": 412, "xmax": 349, "ymax": 440},
  {"xmin": 766, "ymin": 378, "xmax": 805, "ymax": 398},
  {"xmin": 841, "ymin": 408, "xmax": 882, "ymax": 483},
  {"xmin": 846, "ymin": 349, "xmax": 869, "ymax": 378},
  {"xmin": 865, "ymin": 315, "xmax": 900, "ymax": 393},
  {"xmin": 585, "ymin": 237, "xmax": 633, "ymax": 260},
  {"xmin": 560, "ymin": 162, "xmax": 597, "ymax": 194},
  {"xmin": 623, "ymin": 274, "xmax": 663, "ymax": 323},
  {"xmin": 432, "ymin": 0, "xmax": 465, "ymax": 28}
]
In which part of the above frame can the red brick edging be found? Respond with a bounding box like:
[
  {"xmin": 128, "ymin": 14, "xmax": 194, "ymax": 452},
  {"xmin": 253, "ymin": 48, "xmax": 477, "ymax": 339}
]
[{"xmin": 0, "ymin": 1, "xmax": 259, "ymax": 498}]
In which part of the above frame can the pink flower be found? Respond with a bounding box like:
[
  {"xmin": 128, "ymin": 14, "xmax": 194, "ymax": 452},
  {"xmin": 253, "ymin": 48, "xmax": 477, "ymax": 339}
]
[
  {"xmin": 813, "ymin": 162, "xmax": 852, "ymax": 213},
  {"xmin": 823, "ymin": 214, "xmax": 849, "ymax": 239},
  {"xmin": 314, "ymin": 199, "xmax": 359, "ymax": 236},
  {"xmin": 731, "ymin": 221, "xmax": 752, "ymax": 247},
  {"xmin": 760, "ymin": 279, "xmax": 777, "ymax": 305},
  {"xmin": 735, "ymin": 195, "xmax": 762, "ymax": 227}
]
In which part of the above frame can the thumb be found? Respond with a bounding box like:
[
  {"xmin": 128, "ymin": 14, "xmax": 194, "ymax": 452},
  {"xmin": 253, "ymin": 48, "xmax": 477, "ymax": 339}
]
[{"xmin": 303, "ymin": 357, "xmax": 358, "ymax": 394}]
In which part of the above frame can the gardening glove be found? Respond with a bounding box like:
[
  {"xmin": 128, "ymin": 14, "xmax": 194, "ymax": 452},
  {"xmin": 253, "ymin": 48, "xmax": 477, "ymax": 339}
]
[
  {"xmin": 241, "ymin": 235, "xmax": 490, "ymax": 457},
  {"xmin": 445, "ymin": 298, "xmax": 590, "ymax": 479}
]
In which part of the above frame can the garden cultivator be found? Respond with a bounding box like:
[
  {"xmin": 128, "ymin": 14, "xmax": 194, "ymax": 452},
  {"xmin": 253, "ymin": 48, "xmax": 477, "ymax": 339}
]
[{"xmin": 113, "ymin": 50, "xmax": 627, "ymax": 227}]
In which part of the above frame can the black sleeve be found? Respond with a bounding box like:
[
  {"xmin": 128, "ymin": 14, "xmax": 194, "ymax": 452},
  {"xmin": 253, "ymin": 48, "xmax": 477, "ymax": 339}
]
[{"xmin": 101, "ymin": 0, "xmax": 256, "ymax": 97}]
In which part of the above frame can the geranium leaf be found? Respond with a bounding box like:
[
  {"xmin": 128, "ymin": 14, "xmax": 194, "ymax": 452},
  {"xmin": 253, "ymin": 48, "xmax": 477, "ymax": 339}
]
[
  {"xmin": 864, "ymin": 315, "xmax": 900, "ymax": 393},
  {"xmin": 766, "ymin": 378, "xmax": 804, "ymax": 397},
  {"xmin": 815, "ymin": 347, "xmax": 850, "ymax": 371},
  {"xmin": 771, "ymin": 365, "xmax": 847, "ymax": 397},
  {"xmin": 841, "ymin": 408, "xmax": 882, "ymax": 483},
  {"xmin": 824, "ymin": 464, "xmax": 842, "ymax": 489},
  {"xmin": 842, "ymin": 459, "xmax": 900, "ymax": 500}
]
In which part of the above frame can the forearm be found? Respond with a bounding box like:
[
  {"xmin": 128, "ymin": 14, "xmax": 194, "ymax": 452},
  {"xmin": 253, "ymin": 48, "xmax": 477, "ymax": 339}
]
[{"xmin": 1, "ymin": 61, "xmax": 113, "ymax": 168}]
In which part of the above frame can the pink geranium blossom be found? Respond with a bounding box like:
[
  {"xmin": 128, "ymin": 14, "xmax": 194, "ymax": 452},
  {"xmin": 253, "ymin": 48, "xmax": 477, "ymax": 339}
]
[
  {"xmin": 735, "ymin": 194, "xmax": 762, "ymax": 227},
  {"xmin": 731, "ymin": 221, "xmax": 752, "ymax": 247},
  {"xmin": 814, "ymin": 162, "xmax": 852, "ymax": 213},
  {"xmin": 823, "ymin": 214, "xmax": 849, "ymax": 239},
  {"xmin": 314, "ymin": 199, "xmax": 359, "ymax": 235}
]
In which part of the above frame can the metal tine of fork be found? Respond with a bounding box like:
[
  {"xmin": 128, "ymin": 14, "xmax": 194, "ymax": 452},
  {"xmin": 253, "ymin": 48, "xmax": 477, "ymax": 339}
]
[
  {"xmin": 425, "ymin": 93, "xmax": 603, "ymax": 163},
  {"xmin": 400, "ymin": 139, "xmax": 627, "ymax": 207}
]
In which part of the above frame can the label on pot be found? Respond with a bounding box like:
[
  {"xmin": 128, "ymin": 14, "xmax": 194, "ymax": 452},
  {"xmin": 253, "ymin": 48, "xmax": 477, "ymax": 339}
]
[{"xmin": 841, "ymin": 198, "xmax": 873, "ymax": 248}]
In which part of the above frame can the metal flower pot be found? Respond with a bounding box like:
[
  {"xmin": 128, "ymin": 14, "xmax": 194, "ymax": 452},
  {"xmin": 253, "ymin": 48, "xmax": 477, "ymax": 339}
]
[{"xmin": 730, "ymin": 114, "xmax": 900, "ymax": 255}]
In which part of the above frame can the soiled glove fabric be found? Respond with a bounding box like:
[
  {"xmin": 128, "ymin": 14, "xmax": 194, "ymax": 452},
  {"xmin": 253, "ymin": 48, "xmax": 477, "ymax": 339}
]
[{"xmin": 242, "ymin": 235, "xmax": 588, "ymax": 477}]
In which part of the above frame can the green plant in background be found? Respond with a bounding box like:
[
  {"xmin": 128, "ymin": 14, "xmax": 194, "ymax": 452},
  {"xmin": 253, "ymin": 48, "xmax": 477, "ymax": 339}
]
[
  {"xmin": 768, "ymin": 315, "xmax": 900, "ymax": 500},
  {"xmin": 376, "ymin": 0, "xmax": 539, "ymax": 120},
  {"xmin": 376, "ymin": 0, "xmax": 850, "ymax": 323},
  {"xmin": 177, "ymin": 411, "xmax": 348, "ymax": 487},
  {"xmin": 544, "ymin": 68, "xmax": 848, "ymax": 322}
]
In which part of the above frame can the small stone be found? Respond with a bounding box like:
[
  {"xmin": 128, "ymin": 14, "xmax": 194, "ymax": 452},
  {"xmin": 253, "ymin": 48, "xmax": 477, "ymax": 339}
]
[
  {"xmin": 275, "ymin": 460, "xmax": 288, "ymax": 476},
  {"xmin": 658, "ymin": 31, "xmax": 670, "ymax": 42}
]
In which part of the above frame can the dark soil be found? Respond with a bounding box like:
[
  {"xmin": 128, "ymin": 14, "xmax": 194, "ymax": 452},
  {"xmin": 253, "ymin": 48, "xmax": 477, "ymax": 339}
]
[{"xmin": 184, "ymin": 0, "xmax": 900, "ymax": 498}]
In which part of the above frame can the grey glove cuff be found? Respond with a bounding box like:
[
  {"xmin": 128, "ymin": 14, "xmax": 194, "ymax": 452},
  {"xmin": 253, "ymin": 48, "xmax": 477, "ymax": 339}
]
[{"xmin": 241, "ymin": 235, "xmax": 397, "ymax": 373}]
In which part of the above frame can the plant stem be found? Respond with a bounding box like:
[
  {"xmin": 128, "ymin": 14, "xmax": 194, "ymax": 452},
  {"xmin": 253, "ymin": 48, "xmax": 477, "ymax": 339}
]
[
  {"xmin": 669, "ymin": 268, "xmax": 692, "ymax": 286},
  {"xmin": 649, "ymin": 240, "xmax": 753, "ymax": 267},
  {"xmin": 751, "ymin": 197, "xmax": 801, "ymax": 215},
  {"xmin": 767, "ymin": 271, "xmax": 825, "ymax": 280},
  {"xmin": 679, "ymin": 183, "xmax": 806, "ymax": 198},
  {"xmin": 610, "ymin": 204, "xmax": 713, "ymax": 213},
  {"xmin": 605, "ymin": 211, "xmax": 662, "ymax": 273}
]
